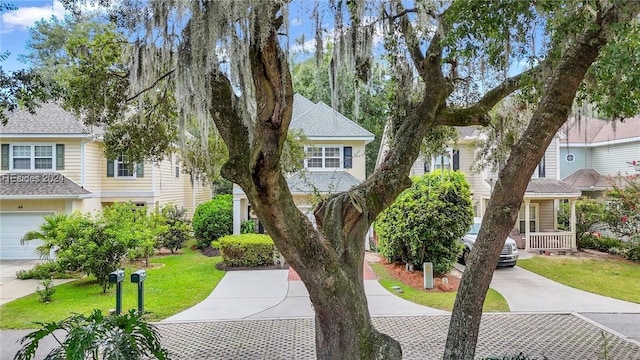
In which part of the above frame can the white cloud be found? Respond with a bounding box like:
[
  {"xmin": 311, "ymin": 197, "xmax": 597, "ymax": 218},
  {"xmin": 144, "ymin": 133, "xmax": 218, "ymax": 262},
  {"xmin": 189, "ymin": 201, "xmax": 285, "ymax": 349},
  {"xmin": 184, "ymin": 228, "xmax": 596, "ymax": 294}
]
[
  {"xmin": 1, "ymin": 1, "xmax": 65, "ymax": 34},
  {"xmin": 291, "ymin": 18, "xmax": 303, "ymax": 26}
]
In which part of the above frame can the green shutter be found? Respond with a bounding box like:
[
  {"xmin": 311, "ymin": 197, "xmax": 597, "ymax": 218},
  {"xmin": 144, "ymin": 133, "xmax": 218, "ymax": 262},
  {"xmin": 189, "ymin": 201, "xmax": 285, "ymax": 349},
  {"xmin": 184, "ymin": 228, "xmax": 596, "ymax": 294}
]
[
  {"xmin": 107, "ymin": 160, "xmax": 114, "ymax": 177},
  {"xmin": 136, "ymin": 163, "xmax": 144, "ymax": 177},
  {"xmin": 1, "ymin": 144, "xmax": 8, "ymax": 170},
  {"xmin": 56, "ymin": 144, "xmax": 65, "ymax": 170}
]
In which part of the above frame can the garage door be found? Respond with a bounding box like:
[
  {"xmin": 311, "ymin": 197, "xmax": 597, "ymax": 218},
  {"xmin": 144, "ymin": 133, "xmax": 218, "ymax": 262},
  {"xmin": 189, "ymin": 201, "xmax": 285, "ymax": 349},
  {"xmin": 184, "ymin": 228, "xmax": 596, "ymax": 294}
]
[{"xmin": 0, "ymin": 212, "xmax": 54, "ymax": 260}]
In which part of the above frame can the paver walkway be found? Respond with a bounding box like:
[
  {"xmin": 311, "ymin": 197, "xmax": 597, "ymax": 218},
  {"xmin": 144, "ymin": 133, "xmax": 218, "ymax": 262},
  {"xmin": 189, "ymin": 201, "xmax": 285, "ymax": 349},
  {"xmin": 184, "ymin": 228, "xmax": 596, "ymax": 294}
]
[{"xmin": 156, "ymin": 314, "xmax": 640, "ymax": 359}]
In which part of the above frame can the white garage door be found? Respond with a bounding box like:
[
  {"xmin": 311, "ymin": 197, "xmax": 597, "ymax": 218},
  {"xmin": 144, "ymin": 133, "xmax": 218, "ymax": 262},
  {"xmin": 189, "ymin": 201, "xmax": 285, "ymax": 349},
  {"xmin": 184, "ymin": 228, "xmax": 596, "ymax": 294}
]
[{"xmin": 0, "ymin": 212, "xmax": 54, "ymax": 260}]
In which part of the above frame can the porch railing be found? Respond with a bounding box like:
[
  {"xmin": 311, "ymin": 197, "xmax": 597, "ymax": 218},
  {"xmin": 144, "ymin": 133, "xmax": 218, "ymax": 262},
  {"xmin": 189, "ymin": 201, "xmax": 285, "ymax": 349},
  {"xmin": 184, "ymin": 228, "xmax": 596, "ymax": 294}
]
[{"xmin": 528, "ymin": 232, "xmax": 574, "ymax": 250}]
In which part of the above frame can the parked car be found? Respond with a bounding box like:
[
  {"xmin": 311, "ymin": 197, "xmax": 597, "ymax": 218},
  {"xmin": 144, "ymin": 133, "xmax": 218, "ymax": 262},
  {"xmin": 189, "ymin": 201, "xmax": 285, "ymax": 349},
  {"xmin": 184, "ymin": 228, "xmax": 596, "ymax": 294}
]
[{"xmin": 459, "ymin": 218, "xmax": 518, "ymax": 267}]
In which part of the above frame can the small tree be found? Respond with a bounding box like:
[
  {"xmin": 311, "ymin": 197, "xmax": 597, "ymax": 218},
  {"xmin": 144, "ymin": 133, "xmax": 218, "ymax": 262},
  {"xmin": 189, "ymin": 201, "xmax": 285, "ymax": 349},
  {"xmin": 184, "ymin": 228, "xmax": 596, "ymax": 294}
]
[
  {"xmin": 606, "ymin": 174, "xmax": 640, "ymax": 243},
  {"xmin": 375, "ymin": 171, "xmax": 473, "ymax": 275},
  {"xmin": 558, "ymin": 197, "xmax": 609, "ymax": 249},
  {"xmin": 22, "ymin": 213, "xmax": 71, "ymax": 260},
  {"xmin": 192, "ymin": 195, "xmax": 233, "ymax": 249},
  {"xmin": 155, "ymin": 204, "xmax": 191, "ymax": 254}
]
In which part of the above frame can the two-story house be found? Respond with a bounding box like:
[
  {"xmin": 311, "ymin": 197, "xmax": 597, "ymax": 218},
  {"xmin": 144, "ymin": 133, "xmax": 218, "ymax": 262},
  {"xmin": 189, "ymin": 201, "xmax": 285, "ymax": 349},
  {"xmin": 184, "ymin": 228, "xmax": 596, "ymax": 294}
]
[
  {"xmin": 377, "ymin": 125, "xmax": 581, "ymax": 253},
  {"xmin": 232, "ymin": 93, "xmax": 374, "ymax": 234},
  {"xmin": 0, "ymin": 103, "xmax": 212, "ymax": 259},
  {"xmin": 560, "ymin": 116, "xmax": 640, "ymax": 198}
]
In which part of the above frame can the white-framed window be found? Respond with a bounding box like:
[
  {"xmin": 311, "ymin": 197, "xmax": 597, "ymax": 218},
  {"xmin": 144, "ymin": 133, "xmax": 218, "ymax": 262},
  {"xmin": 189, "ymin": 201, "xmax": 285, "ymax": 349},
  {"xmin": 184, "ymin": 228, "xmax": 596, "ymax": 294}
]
[
  {"xmin": 305, "ymin": 145, "xmax": 343, "ymax": 170},
  {"xmin": 10, "ymin": 144, "xmax": 56, "ymax": 171},
  {"xmin": 434, "ymin": 154, "xmax": 451, "ymax": 171},
  {"xmin": 565, "ymin": 153, "xmax": 575, "ymax": 162},
  {"xmin": 518, "ymin": 203, "xmax": 539, "ymax": 233},
  {"xmin": 115, "ymin": 155, "xmax": 135, "ymax": 178}
]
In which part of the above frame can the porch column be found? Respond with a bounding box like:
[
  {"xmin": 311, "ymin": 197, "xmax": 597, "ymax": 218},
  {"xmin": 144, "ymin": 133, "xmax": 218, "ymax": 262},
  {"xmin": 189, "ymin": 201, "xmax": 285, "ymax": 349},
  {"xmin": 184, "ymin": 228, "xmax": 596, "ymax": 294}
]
[
  {"xmin": 570, "ymin": 198, "xmax": 577, "ymax": 252},
  {"xmin": 233, "ymin": 198, "xmax": 241, "ymax": 235},
  {"xmin": 524, "ymin": 198, "xmax": 531, "ymax": 251}
]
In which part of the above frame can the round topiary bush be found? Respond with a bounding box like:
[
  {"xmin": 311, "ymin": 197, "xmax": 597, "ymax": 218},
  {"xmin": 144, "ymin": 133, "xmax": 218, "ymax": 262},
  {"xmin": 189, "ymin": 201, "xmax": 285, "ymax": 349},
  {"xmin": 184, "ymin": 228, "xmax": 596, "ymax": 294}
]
[
  {"xmin": 374, "ymin": 170, "xmax": 473, "ymax": 275},
  {"xmin": 193, "ymin": 194, "xmax": 233, "ymax": 249}
]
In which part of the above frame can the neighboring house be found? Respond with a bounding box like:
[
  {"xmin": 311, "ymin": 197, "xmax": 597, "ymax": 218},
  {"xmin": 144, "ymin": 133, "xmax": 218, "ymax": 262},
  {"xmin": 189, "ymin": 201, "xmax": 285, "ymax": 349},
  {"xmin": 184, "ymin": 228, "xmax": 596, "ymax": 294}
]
[
  {"xmin": 377, "ymin": 125, "xmax": 581, "ymax": 253},
  {"xmin": 560, "ymin": 116, "xmax": 640, "ymax": 197},
  {"xmin": 232, "ymin": 93, "xmax": 374, "ymax": 234},
  {"xmin": 0, "ymin": 103, "xmax": 212, "ymax": 259}
]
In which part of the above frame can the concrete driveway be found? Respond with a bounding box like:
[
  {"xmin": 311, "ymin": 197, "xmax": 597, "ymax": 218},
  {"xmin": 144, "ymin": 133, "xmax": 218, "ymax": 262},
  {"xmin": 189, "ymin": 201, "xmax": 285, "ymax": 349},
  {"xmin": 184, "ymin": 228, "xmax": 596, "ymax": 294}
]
[
  {"xmin": 0, "ymin": 260, "xmax": 74, "ymax": 306},
  {"xmin": 489, "ymin": 265, "xmax": 640, "ymax": 313}
]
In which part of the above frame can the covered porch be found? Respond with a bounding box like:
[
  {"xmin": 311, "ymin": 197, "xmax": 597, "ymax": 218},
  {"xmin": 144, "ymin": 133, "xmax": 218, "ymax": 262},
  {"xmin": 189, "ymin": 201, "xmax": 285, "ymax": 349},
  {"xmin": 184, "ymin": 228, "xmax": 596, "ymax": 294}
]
[{"xmin": 519, "ymin": 179, "xmax": 581, "ymax": 253}]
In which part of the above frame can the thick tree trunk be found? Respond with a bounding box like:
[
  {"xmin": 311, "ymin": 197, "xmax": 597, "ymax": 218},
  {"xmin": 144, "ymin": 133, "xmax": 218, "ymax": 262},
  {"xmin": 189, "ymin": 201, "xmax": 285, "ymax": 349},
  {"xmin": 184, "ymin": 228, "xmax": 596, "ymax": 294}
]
[{"xmin": 443, "ymin": 4, "xmax": 640, "ymax": 359}]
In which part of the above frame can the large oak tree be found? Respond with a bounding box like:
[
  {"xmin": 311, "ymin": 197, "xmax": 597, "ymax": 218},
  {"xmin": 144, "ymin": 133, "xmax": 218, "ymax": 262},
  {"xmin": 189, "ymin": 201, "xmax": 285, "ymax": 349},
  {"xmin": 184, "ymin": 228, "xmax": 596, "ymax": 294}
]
[{"xmin": 10, "ymin": 0, "xmax": 640, "ymax": 359}]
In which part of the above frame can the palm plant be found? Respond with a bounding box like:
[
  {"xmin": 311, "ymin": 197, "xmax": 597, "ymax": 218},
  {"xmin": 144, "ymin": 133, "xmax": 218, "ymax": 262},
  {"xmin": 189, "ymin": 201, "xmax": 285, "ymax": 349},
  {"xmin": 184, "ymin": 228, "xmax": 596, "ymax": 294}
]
[
  {"xmin": 14, "ymin": 309, "xmax": 170, "ymax": 360},
  {"xmin": 21, "ymin": 213, "xmax": 69, "ymax": 260}
]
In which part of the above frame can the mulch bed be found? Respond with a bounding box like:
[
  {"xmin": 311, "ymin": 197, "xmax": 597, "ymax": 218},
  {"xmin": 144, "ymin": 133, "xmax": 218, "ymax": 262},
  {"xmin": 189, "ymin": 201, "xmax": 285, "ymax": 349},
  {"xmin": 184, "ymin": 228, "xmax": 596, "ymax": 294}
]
[{"xmin": 200, "ymin": 247, "xmax": 220, "ymax": 257}]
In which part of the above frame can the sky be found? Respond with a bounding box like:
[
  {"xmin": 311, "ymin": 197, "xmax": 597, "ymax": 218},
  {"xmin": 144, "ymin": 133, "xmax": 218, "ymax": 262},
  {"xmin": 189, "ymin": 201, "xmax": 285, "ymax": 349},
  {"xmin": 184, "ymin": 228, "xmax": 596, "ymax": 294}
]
[
  {"xmin": 0, "ymin": 0, "xmax": 332, "ymax": 73},
  {"xmin": 1, "ymin": 0, "xmax": 66, "ymax": 72}
]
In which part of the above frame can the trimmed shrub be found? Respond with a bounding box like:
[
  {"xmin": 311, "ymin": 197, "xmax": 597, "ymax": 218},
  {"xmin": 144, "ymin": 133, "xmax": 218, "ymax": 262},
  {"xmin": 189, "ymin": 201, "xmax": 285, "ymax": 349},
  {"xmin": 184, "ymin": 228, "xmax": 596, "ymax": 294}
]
[
  {"xmin": 240, "ymin": 220, "xmax": 256, "ymax": 234},
  {"xmin": 193, "ymin": 195, "xmax": 233, "ymax": 249},
  {"xmin": 374, "ymin": 170, "xmax": 473, "ymax": 276},
  {"xmin": 219, "ymin": 234, "xmax": 275, "ymax": 266}
]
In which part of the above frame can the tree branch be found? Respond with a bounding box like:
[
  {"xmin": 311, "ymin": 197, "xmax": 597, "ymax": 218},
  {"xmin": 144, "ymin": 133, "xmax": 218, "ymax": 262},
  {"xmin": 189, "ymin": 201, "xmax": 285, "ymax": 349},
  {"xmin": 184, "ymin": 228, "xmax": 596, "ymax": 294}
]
[
  {"xmin": 436, "ymin": 63, "xmax": 545, "ymax": 126},
  {"xmin": 125, "ymin": 69, "xmax": 175, "ymax": 102}
]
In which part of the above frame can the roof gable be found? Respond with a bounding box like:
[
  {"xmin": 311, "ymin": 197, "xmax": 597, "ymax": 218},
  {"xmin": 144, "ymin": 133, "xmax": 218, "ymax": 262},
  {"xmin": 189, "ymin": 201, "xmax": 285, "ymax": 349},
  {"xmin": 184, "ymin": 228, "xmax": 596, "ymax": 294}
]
[
  {"xmin": 1, "ymin": 103, "xmax": 92, "ymax": 135},
  {"xmin": 290, "ymin": 94, "xmax": 374, "ymax": 140}
]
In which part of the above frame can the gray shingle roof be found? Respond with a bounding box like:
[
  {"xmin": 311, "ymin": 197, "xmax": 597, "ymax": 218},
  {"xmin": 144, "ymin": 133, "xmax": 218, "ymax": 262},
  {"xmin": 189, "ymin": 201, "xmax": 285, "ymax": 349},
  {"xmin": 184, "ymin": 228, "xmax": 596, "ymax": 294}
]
[
  {"xmin": 1, "ymin": 103, "xmax": 92, "ymax": 135},
  {"xmin": 287, "ymin": 171, "xmax": 361, "ymax": 194},
  {"xmin": 563, "ymin": 168, "xmax": 627, "ymax": 191},
  {"xmin": 525, "ymin": 179, "xmax": 581, "ymax": 196},
  {"xmin": 290, "ymin": 94, "xmax": 374, "ymax": 140},
  {"xmin": 0, "ymin": 173, "xmax": 91, "ymax": 197}
]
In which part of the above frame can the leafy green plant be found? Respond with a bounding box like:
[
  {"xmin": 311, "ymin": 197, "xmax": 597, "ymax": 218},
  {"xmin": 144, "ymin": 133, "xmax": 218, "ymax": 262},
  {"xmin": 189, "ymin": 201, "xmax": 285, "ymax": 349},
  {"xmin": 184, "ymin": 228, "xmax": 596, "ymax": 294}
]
[
  {"xmin": 35, "ymin": 278, "xmax": 55, "ymax": 303},
  {"xmin": 374, "ymin": 170, "xmax": 473, "ymax": 275},
  {"xmin": 623, "ymin": 244, "xmax": 640, "ymax": 262},
  {"xmin": 16, "ymin": 262, "xmax": 72, "ymax": 280},
  {"xmin": 14, "ymin": 309, "xmax": 169, "ymax": 360},
  {"xmin": 605, "ymin": 174, "xmax": 639, "ymax": 243},
  {"xmin": 192, "ymin": 195, "xmax": 233, "ymax": 249},
  {"xmin": 219, "ymin": 234, "xmax": 275, "ymax": 266},
  {"xmin": 240, "ymin": 220, "xmax": 256, "ymax": 234},
  {"xmin": 21, "ymin": 213, "xmax": 71, "ymax": 260},
  {"xmin": 593, "ymin": 236, "xmax": 623, "ymax": 252},
  {"xmin": 155, "ymin": 204, "xmax": 191, "ymax": 254},
  {"xmin": 557, "ymin": 197, "xmax": 609, "ymax": 249}
]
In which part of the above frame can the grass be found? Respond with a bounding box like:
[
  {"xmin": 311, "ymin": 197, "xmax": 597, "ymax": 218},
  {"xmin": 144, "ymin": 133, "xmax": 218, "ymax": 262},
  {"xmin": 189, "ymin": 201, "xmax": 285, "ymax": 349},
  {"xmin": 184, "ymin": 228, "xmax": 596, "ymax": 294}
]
[
  {"xmin": 517, "ymin": 256, "xmax": 640, "ymax": 304},
  {"xmin": 369, "ymin": 263, "xmax": 509, "ymax": 312},
  {"xmin": 0, "ymin": 246, "xmax": 225, "ymax": 329}
]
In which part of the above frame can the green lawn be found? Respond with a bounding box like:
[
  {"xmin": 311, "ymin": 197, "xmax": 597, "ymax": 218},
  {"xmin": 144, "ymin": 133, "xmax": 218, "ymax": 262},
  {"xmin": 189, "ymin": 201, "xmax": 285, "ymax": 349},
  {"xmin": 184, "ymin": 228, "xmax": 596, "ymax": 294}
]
[
  {"xmin": 0, "ymin": 247, "xmax": 225, "ymax": 329},
  {"xmin": 517, "ymin": 256, "xmax": 640, "ymax": 304},
  {"xmin": 369, "ymin": 263, "xmax": 509, "ymax": 312}
]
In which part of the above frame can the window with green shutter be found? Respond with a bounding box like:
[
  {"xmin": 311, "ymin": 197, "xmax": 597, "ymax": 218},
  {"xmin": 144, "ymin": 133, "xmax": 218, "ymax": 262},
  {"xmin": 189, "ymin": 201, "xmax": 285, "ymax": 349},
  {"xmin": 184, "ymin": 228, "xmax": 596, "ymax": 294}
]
[
  {"xmin": 56, "ymin": 144, "xmax": 65, "ymax": 170},
  {"xmin": 1, "ymin": 144, "xmax": 8, "ymax": 170}
]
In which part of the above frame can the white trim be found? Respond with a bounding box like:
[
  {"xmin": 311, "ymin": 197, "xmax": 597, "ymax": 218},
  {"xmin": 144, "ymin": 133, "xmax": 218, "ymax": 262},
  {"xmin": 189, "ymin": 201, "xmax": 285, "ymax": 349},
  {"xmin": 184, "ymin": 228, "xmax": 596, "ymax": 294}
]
[
  {"xmin": 1, "ymin": 134, "xmax": 94, "ymax": 139},
  {"xmin": 556, "ymin": 138, "xmax": 561, "ymax": 180},
  {"xmin": 306, "ymin": 136, "xmax": 375, "ymax": 143},
  {"xmin": 0, "ymin": 195, "xmax": 83, "ymax": 200},
  {"xmin": 524, "ymin": 193, "xmax": 581, "ymax": 199},
  {"xmin": 561, "ymin": 137, "xmax": 640, "ymax": 147},
  {"xmin": 97, "ymin": 191, "xmax": 157, "ymax": 198}
]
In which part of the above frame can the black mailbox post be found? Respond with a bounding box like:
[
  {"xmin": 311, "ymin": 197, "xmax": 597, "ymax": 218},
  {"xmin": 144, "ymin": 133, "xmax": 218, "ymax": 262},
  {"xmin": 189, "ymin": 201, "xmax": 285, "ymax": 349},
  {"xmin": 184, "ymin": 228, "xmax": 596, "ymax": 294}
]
[
  {"xmin": 108, "ymin": 269, "xmax": 125, "ymax": 314},
  {"xmin": 131, "ymin": 270, "xmax": 147, "ymax": 313}
]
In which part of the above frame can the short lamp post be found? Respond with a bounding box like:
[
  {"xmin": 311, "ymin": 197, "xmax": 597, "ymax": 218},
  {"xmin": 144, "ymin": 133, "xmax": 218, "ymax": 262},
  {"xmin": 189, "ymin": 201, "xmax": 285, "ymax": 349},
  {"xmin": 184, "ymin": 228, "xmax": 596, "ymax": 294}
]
[
  {"xmin": 108, "ymin": 270, "xmax": 125, "ymax": 315},
  {"xmin": 131, "ymin": 270, "xmax": 147, "ymax": 313}
]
